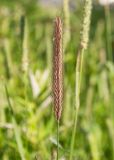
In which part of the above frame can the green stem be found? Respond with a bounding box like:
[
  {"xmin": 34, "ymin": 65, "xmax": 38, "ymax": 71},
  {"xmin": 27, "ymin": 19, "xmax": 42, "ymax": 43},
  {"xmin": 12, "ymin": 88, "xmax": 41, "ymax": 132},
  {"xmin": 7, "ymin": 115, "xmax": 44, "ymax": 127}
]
[
  {"xmin": 24, "ymin": 72, "xmax": 28, "ymax": 102},
  {"xmin": 69, "ymin": 108, "xmax": 79, "ymax": 160},
  {"xmin": 57, "ymin": 121, "xmax": 59, "ymax": 160},
  {"xmin": 79, "ymin": 49, "xmax": 84, "ymax": 90},
  {"xmin": 57, "ymin": 120, "xmax": 59, "ymax": 160},
  {"xmin": 69, "ymin": 0, "xmax": 92, "ymax": 158},
  {"xmin": 104, "ymin": 4, "xmax": 112, "ymax": 61},
  {"xmin": 70, "ymin": 47, "xmax": 84, "ymax": 160},
  {"xmin": 112, "ymin": 141, "xmax": 114, "ymax": 160}
]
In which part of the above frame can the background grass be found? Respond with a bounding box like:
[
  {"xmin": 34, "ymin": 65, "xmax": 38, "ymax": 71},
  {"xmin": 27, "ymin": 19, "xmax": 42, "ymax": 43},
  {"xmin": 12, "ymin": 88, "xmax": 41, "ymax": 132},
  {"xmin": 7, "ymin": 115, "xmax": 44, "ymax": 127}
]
[{"xmin": 0, "ymin": 0, "xmax": 114, "ymax": 159}]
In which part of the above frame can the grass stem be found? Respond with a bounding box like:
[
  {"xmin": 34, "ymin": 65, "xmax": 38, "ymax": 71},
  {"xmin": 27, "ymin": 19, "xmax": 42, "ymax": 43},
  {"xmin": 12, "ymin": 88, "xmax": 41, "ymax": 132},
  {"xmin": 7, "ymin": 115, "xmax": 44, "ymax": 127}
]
[
  {"xmin": 69, "ymin": 108, "xmax": 78, "ymax": 160},
  {"xmin": 57, "ymin": 120, "xmax": 59, "ymax": 160},
  {"xmin": 70, "ymin": 47, "xmax": 84, "ymax": 160},
  {"xmin": 69, "ymin": 0, "xmax": 92, "ymax": 158},
  {"xmin": 104, "ymin": 4, "xmax": 112, "ymax": 61}
]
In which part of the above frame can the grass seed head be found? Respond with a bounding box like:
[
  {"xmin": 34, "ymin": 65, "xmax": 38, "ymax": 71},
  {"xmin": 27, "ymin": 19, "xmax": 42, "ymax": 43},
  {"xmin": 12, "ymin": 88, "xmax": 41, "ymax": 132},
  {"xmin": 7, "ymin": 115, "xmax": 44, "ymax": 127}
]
[
  {"xmin": 53, "ymin": 17, "xmax": 63, "ymax": 121},
  {"xmin": 80, "ymin": 0, "xmax": 92, "ymax": 49}
]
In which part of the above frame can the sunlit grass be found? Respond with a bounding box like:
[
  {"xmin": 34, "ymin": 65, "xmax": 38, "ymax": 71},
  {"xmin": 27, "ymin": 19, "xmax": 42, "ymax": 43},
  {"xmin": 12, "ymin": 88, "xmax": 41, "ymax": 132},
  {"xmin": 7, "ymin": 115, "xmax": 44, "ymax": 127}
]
[{"xmin": 0, "ymin": 0, "xmax": 114, "ymax": 160}]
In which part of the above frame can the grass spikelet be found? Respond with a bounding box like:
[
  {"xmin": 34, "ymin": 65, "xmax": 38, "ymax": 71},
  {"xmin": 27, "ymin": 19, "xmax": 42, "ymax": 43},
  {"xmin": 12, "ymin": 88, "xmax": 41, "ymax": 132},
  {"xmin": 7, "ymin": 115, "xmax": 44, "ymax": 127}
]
[
  {"xmin": 53, "ymin": 17, "xmax": 63, "ymax": 160},
  {"xmin": 80, "ymin": 0, "xmax": 92, "ymax": 50},
  {"xmin": 53, "ymin": 17, "xmax": 63, "ymax": 122}
]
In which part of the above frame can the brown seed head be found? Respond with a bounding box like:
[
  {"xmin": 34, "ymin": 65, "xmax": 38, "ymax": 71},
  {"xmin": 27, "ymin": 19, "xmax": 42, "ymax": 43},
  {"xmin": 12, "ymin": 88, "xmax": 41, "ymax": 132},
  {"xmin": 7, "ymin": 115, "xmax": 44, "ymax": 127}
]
[{"xmin": 53, "ymin": 17, "xmax": 63, "ymax": 121}]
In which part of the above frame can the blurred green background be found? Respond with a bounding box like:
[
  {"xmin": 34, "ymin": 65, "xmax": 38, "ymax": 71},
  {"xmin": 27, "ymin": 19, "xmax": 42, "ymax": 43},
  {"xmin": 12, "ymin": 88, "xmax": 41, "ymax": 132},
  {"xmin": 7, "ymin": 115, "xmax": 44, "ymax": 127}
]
[{"xmin": 0, "ymin": 0, "xmax": 114, "ymax": 159}]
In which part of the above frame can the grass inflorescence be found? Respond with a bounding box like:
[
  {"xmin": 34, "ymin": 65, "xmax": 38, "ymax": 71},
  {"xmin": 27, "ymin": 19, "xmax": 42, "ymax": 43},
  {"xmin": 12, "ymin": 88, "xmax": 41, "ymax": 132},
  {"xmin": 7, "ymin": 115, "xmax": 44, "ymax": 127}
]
[
  {"xmin": 53, "ymin": 17, "xmax": 63, "ymax": 159},
  {"xmin": 70, "ymin": 0, "xmax": 92, "ymax": 159}
]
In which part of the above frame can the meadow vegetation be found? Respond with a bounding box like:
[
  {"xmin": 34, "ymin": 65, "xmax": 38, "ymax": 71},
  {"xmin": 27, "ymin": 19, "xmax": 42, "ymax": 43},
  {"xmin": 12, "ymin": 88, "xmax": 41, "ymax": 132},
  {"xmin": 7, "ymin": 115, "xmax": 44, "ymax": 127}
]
[{"xmin": 0, "ymin": 0, "xmax": 114, "ymax": 159}]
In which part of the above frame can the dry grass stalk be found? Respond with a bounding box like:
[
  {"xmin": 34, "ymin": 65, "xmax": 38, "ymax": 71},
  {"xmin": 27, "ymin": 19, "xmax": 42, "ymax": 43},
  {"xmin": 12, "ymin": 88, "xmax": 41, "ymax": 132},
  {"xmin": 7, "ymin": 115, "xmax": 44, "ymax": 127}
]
[{"xmin": 53, "ymin": 17, "xmax": 63, "ymax": 121}]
